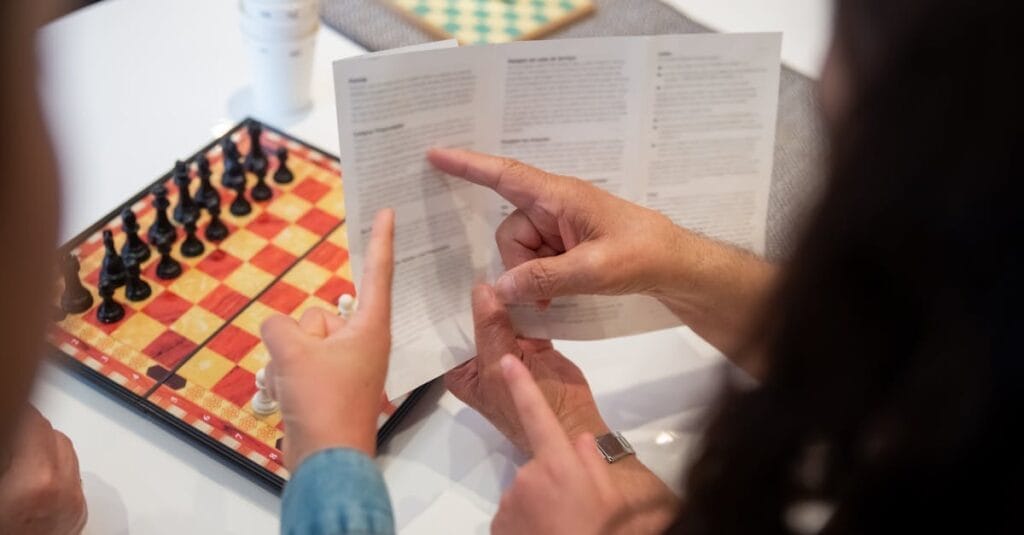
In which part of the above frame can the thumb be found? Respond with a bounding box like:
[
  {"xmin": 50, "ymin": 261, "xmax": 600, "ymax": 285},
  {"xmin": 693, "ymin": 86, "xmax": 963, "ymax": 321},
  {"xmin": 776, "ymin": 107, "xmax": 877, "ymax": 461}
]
[
  {"xmin": 260, "ymin": 314, "xmax": 306, "ymax": 365},
  {"xmin": 494, "ymin": 245, "xmax": 602, "ymax": 303}
]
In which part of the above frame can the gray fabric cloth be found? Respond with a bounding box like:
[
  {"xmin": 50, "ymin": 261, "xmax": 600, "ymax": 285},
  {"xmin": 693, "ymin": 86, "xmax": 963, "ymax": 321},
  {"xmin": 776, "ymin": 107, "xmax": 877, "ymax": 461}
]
[{"xmin": 321, "ymin": 0, "xmax": 826, "ymax": 259}]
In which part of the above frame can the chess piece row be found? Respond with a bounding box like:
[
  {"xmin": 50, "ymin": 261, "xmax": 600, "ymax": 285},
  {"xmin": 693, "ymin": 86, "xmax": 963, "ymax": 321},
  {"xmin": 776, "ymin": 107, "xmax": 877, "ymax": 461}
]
[
  {"xmin": 249, "ymin": 294, "xmax": 357, "ymax": 416},
  {"xmin": 57, "ymin": 120, "xmax": 295, "ymax": 325}
]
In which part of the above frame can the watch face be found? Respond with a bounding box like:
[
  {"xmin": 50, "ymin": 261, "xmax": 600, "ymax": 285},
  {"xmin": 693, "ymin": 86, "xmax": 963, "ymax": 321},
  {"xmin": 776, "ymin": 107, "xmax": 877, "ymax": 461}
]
[{"xmin": 596, "ymin": 432, "xmax": 630, "ymax": 460}]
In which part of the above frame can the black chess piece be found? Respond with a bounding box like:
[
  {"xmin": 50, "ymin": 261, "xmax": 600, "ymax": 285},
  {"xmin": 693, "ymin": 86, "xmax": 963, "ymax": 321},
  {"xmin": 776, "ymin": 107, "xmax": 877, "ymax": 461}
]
[
  {"xmin": 60, "ymin": 253, "xmax": 93, "ymax": 314},
  {"xmin": 244, "ymin": 120, "xmax": 268, "ymax": 176},
  {"xmin": 194, "ymin": 154, "xmax": 219, "ymax": 210},
  {"xmin": 205, "ymin": 203, "xmax": 229, "ymax": 241},
  {"xmin": 124, "ymin": 260, "xmax": 152, "ymax": 302},
  {"xmin": 229, "ymin": 178, "xmax": 252, "ymax": 216},
  {"xmin": 251, "ymin": 170, "xmax": 272, "ymax": 201},
  {"xmin": 222, "ymin": 136, "xmax": 241, "ymax": 161},
  {"xmin": 172, "ymin": 160, "xmax": 200, "ymax": 225},
  {"xmin": 180, "ymin": 220, "xmax": 205, "ymax": 257},
  {"xmin": 95, "ymin": 282, "xmax": 125, "ymax": 324},
  {"xmin": 272, "ymin": 147, "xmax": 293, "ymax": 184},
  {"xmin": 99, "ymin": 229, "xmax": 127, "ymax": 289},
  {"xmin": 155, "ymin": 240, "xmax": 183, "ymax": 280},
  {"xmin": 120, "ymin": 207, "xmax": 151, "ymax": 264},
  {"xmin": 221, "ymin": 138, "xmax": 245, "ymax": 189},
  {"xmin": 147, "ymin": 184, "xmax": 177, "ymax": 247}
]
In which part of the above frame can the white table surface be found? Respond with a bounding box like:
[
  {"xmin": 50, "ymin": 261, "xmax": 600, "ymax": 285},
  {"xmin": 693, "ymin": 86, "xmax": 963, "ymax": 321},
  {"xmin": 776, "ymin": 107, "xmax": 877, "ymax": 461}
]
[{"xmin": 32, "ymin": 1, "xmax": 831, "ymax": 533}]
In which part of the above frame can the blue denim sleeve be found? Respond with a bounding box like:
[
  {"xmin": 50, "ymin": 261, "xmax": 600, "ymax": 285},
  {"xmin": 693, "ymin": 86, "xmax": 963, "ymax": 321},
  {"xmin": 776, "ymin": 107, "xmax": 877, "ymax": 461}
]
[{"xmin": 281, "ymin": 448, "xmax": 395, "ymax": 535}]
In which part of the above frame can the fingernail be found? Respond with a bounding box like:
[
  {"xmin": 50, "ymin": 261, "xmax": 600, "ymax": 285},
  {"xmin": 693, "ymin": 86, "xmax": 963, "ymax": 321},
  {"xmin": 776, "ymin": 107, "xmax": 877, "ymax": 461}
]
[{"xmin": 495, "ymin": 274, "xmax": 516, "ymax": 302}]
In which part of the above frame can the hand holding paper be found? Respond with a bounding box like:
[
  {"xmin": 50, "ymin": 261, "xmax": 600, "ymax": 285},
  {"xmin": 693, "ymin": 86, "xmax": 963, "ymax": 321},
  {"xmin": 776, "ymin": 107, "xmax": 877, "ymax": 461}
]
[{"xmin": 426, "ymin": 147, "xmax": 689, "ymax": 304}]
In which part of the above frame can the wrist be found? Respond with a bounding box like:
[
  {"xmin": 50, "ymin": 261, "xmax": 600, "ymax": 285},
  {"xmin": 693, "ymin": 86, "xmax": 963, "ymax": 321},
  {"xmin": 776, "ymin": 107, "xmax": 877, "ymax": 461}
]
[
  {"xmin": 289, "ymin": 427, "xmax": 377, "ymax": 469},
  {"xmin": 647, "ymin": 226, "xmax": 778, "ymax": 365},
  {"xmin": 287, "ymin": 405, "xmax": 379, "ymax": 469},
  {"xmin": 605, "ymin": 456, "xmax": 680, "ymax": 532}
]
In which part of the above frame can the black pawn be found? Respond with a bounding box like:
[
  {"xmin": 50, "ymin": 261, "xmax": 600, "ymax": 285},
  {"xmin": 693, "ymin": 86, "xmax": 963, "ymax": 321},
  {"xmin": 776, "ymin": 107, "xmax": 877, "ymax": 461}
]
[
  {"xmin": 120, "ymin": 207, "xmax": 151, "ymax": 264},
  {"xmin": 147, "ymin": 184, "xmax": 176, "ymax": 247},
  {"xmin": 222, "ymin": 136, "xmax": 241, "ymax": 161},
  {"xmin": 221, "ymin": 138, "xmax": 244, "ymax": 189},
  {"xmin": 205, "ymin": 203, "xmax": 228, "ymax": 242},
  {"xmin": 194, "ymin": 155, "xmax": 219, "ymax": 210},
  {"xmin": 95, "ymin": 282, "xmax": 125, "ymax": 324},
  {"xmin": 272, "ymin": 147, "xmax": 293, "ymax": 184},
  {"xmin": 244, "ymin": 121, "xmax": 268, "ymax": 176},
  {"xmin": 100, "ymin": 229, "xmax": 126, "ymax": 289},
  {"xmin": 124, "ymin": 261, "xmax": 152, "ymax": 302},
  {"xmin": 180, "ymin": 220, "xmax": 205, "ymax": 257},
  {"xmin": 155, "ymin": 240, "xmax": 182, "ymax": 280},
  {"xmin": 172, "ymin": 160, "xmax": 200, "ymax": 225},
  {"xmin": 60, "ymin": 253, "xmax": 93, "ymax": 314},
  {"xmin": 229, "ymin": 179, "xmax": 252, "ymax": 216},
  {"xmin": 251, "ymin": 170, "xmax": 272, "ymax": 201}
]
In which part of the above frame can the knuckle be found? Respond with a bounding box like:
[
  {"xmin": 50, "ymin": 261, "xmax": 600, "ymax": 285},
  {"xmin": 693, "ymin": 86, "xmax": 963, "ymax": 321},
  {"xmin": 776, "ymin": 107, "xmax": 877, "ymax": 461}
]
[
  {"xmin": 582, "ymin": 248, "xmax": 614, "ymax": 289},
  {"xmin": 477, "ymin": 307, "xmax": 507, "ymax": 333},
  {"xmin": 29, "ymin": 466, "xmax": 60, "ymax": 504},
  {"xmin": 54, "ymin": 430, "xmax": 75, "ymax": 453},
  {"xmin": 583, "ymin": 247, "xmax": 611, "ymax": 273},
  {"xmin": 499, "ymin": 157, "xmax": 527, "ymax": 180},
  {"xmin": 541, "ymin": 459, "xmax": 569, "ymax": 480},
  {"xmin": 528, "ymin": 261, "xmax": 558, "ymax": 296}
]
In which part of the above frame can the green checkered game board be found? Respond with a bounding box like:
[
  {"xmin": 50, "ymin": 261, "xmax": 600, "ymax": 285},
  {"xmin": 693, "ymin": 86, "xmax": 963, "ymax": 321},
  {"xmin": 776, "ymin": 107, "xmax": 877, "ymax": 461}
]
[{"xmin": 389, "ymin": 0, "xmax": 595, "ymax": 44}]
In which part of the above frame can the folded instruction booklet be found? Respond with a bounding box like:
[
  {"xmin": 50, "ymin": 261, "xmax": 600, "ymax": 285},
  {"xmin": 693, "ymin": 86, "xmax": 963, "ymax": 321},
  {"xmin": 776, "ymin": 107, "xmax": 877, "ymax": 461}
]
[{"xmin": 332, "ymin": 33, "xmax": 782, "ymax": 398}]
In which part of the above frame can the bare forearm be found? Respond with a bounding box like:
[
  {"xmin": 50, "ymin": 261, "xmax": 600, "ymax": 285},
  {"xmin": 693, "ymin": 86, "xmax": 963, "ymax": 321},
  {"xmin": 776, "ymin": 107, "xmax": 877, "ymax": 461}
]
[
  {"xmin": 648, "ymin": 227, "xmax": 778, "ymax": 378},
  {"xmin": 606, "ymin": 456, "xmax": 679, "ymax": 533}
]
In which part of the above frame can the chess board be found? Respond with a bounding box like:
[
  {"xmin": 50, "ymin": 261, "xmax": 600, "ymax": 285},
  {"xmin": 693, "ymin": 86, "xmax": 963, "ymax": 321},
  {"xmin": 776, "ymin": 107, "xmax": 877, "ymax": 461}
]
[
  {"xmin": 47, "ymin": 120, "xmax": 428, "ymax": 492},
  {"xmin": 388, "ymin": 0, "xmax": 595, "ymax": 44}
]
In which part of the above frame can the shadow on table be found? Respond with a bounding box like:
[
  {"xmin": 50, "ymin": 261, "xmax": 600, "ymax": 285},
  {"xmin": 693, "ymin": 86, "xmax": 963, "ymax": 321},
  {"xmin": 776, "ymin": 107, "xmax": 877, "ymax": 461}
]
[{"xmin": 82, "ymin": 472, "xmax": 129, "ymax": 535}]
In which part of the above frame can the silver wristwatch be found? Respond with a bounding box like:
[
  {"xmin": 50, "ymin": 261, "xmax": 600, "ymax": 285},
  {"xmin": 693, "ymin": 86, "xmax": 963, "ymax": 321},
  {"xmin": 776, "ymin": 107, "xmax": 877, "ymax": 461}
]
[{"xmin": 595, "ymin": 431, "xmax": 635, "ymax": 463}]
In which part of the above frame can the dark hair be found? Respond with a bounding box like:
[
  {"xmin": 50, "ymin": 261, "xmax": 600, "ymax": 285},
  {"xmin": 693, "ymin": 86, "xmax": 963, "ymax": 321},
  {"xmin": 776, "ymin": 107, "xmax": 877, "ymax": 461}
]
[{"xmin": 671, "ymin": 1, "xmax": 1022, "ymax": 533}]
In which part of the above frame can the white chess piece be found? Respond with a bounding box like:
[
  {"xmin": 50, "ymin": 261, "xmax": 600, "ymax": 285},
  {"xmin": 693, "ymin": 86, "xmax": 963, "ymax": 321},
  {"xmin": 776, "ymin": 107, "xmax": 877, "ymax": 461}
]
[
  {"xmin": 251, "ymin": 367, "xmax": 278, "ymax": 415},
  {"xmin": 337, "ymin": 293, "xmax": 357, "ymax": 319}
]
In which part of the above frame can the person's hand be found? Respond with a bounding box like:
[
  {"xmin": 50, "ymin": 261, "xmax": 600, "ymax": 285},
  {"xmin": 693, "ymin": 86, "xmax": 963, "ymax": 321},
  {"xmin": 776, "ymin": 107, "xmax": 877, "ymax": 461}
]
[
  {"xmin": 428, "ymin": 148, "xmax": 777, "ymax": 372},
  {"xmin": 490, "ymin": 355, "xmax": 628, "ymax": 535},
  {"xmin": 429, "ymin": 148, "xmax": 688, "ymax": 304},
  {"xmin": 0, "ymin": 406, "xmax": 87, "ymax": 535},
  {"xmin": 261, "ymin": 209, "xmax": 395, "ymax": 469},
  {"xmin": 445, "ymin": 284, "xmax": 608, "ymax": 452}
]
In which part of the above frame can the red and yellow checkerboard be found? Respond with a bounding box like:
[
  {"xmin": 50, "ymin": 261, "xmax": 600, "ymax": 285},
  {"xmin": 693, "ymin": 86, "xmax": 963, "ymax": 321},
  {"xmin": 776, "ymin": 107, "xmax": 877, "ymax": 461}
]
[{"xmin": 48, "ymin": 121, "xmax": 413, "ymax": 489}]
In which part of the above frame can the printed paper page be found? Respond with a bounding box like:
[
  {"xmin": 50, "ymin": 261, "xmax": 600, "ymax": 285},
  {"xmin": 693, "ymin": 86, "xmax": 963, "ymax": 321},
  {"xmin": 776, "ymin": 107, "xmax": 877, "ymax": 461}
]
[
  {"xmin": 492, "ymin": 33, "xmax": 781, "ymax": 340},
  {"xmin": 640, "ymin": 33, "xmax": 782, "ymax": 254},
  {"xmin": 333, "ymin": 45, "xmax": 499, "ymax": 398}
]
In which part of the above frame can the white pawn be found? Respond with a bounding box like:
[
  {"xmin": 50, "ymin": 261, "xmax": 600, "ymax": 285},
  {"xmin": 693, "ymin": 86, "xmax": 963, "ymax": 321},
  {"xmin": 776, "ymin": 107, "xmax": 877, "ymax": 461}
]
[
  {"xmin": 338, "ymin": 293, "xmax": 357, "ymax": 319},
  {"xmin": 251, "ymin": 367, "xmax": 278, "ymax": 415}
]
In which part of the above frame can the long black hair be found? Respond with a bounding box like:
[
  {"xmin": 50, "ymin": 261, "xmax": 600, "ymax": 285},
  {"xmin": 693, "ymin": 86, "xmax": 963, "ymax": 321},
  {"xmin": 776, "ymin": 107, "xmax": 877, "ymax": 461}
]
[{"xmin": 672, "ymin": 1, "xmax": 1023, "ymax": 533}]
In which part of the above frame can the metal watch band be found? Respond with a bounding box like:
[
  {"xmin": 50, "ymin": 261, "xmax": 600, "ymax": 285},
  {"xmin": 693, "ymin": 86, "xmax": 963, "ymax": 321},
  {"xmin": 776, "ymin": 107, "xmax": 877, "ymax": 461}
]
[{"xmin": 594, "ymin": 431, "xmax": 635, "ymax": 463}]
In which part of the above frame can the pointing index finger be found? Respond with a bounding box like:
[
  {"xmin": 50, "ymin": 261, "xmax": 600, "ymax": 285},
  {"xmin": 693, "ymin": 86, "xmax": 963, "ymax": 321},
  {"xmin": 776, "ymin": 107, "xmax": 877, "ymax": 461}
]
[
  {"xmin": 500, "ymin": 354, "xmax": 573, "ymax": 459},
  {"xmin": 350, "ymin": 208, "xmax": 395, "ymax": 331},
  {"xmin": 427, "ymin": 148, "xmax": 555, "ymax": 212}
]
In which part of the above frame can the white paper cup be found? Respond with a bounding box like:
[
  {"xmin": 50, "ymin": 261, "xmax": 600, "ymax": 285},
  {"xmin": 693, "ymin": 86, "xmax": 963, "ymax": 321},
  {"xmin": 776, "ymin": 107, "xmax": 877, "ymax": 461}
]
[
  {"xmin": 240, "ymin": 11, "xmax": 318, "ymax": 41},
  {"xmin": 241, "ymin": 0, "xmax": 319, "ymax": 24},
  {"xmin": 243, "ymin": 31, "xmax": 317, "ymax": 120}
]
